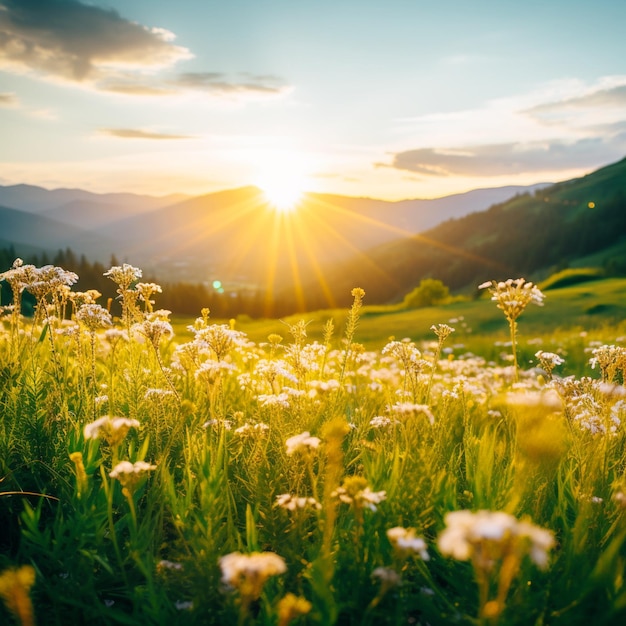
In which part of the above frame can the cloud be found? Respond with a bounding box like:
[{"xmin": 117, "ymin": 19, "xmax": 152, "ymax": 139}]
[
  {"xmin": 98, "ymin": 81, "xmax": 176, "ymax": 97},
  {"xmin": 99, "ymin": 128, "xmax": 196, "ymax": 140},
  {"xmin": 383, "ymin": 77, "xmax": 626, "ymax": 179},
  {"xmin": 174, "ymin": 72, "xmax": 292, "ymax": 97},
  {"xmin": 0, "ymin": 91, "xmax": 17, "ymax": 106},
  {"xmin": 0, "ymin": 0, "xmax": 292, "ymax": 101},
  {"xmin": 0, "ymin": 0, "xmax": 192, "ymax": 84},
  {"xmin": 525, "ymin": 83, "xmax": 626, "ymax": 118},
  {"xmin": 383, "ymin": 137, "xmax": 626, "ymax": 177}
]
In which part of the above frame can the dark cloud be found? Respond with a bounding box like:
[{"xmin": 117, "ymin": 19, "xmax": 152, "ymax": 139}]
[
  {"xmin": 382, "ymin": 137, "xmax": 626, "ymax": 177},
  {"xmin": 100, "ymin": 128, "xmax": 195, "ymax": 140},
  {"xmin": 0, "ymin": 91, "xmax": 17, "ymax": 105},
  {"xmin": 174, "ymin": 72, "xmax": 291, "ymax": 96},
  {"xmin": 0, "ymin": 0, "xmax": 190, "ymax": 82},
  {"xmin": 526, "ymin": 84, "xmax": 626, "ymax": 119},
  {"xmin": 0, "ymin": 0, "xmax": 292, "ymax": 100}
]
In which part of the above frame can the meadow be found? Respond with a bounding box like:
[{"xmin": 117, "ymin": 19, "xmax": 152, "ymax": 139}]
[{"xmin": 1, "ymin": 260, "xmax": 626, "ymax": 626}]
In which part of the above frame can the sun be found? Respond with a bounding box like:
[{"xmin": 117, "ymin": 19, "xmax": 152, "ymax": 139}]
[
  {"xmin": 258, "ymin": 174, "xmax": 305, "ymax": 213},
  {"xmin": 253, "ymin": 152, "xmax": 310, "ymax": 213}
]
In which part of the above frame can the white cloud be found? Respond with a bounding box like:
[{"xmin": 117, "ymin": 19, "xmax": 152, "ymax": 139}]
[{"xmin": 384, "ymin": 76, "xmax": 626, "ymax": 178}]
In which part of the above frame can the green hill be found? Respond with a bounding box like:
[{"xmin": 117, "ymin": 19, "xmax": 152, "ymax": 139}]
[{"xmin": 286, "ymin": 156, "xmax": 626, "ymax": 311}]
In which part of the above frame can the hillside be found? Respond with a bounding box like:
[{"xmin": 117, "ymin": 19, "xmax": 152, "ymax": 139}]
[
  {"xmin": 284, "ymin": 156, "xmax": 626, "ymax": 311},
  {"xmin": 0, "ymin": 204, "xmax": 115, "ymax": 258}
]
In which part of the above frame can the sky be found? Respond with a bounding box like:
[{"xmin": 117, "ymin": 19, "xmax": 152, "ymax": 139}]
[{"xmin": 1, "ymin": 0, "xmax": 626, "ymax": 201}]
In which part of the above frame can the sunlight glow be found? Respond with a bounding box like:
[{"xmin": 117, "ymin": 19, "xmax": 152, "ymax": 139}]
[
  {"xmin": 254, "ymin": 152, "xmax": 311, "ymax": 213},
  {"xmin": 258, "ymin": 174, "xmax": 305, "ymax": 213}
]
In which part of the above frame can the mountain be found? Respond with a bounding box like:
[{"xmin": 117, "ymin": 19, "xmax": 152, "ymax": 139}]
[
  {"xmin": 0, "ymin": 184, "xmax": 189, "ymax": 226},
  {"xmin": 307, "ymin": 184, "xmax": 550, "ymax": 233},
  {"xmin": 0, "ymin": 204, "xmax": 116, "ymax": 259},
  {"xmin": 92, "ymin": 183, "xmax": 550, "ymax": 283},
  {"xmin": 0, "ymin": 181, "xmax": 548, "ymax": 286},
  {"xmin": 286, "ymin": 156, "xmax": 626, "ymax": 310}
]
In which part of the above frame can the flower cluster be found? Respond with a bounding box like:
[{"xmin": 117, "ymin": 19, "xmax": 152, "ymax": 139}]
[
  {"xmin": 103, "ymin": 264, "xmax": 142, "ymax": 291},
  {"xmin": 285, "ymin": 431, "xmax": 321, "ymax": 456},
  {"xmin": 84, "ymin": 415, "xmax": 140, "ymax": 447},
  {"xmin": 479, "ymin": 278, "xmax": 545, "ymax": 323},
  {"xmin": 535, "ymin": 350, "xmax": 565, "ymax": 380},
  {"xmin": 76, "ymin": 303, "xmax": 112, "ymax": 332},
  {"xmin": 387, "ymin": 526, "xmax": 430, "ymax": 560},
  {"xmin": 333, "ymin": 476, "xmax": 387, "ymax": 512},
  {"xmin": 275, "ymin": 493, "xmax": 321, "ymax": 511},
  {"xmin": 109, "ymin": 460, "xmax": 157, "ymax": 492},
  {"xmin": 437, "ymin": 509, "xmax": 555, "ymax": 569},
  {"xmin": 219, "ymin": 551, "xmax": 286, "ymax": 600}
]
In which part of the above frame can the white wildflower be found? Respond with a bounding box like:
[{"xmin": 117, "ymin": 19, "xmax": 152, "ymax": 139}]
[{"xmin": 285, "ymin": 431, "xmax": 321, "ymax": 456}]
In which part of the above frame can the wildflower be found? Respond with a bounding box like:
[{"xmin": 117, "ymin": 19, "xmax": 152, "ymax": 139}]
[
  {"xmin": 104, "ymin": 328, "xmax": 129, "ymax": 346},
  {"xmin": 589, "ymin": 344, "xmax": 626, "ymax": 383},
  {"xmin": 94, "ymin": 395, "xmax": 108, "ymax": 407},
  {"xmin": 267, "ymin": 333, "xmax": 283, "ymax": 346},
  {"xmin": 133, "ymin": 311, "xmax": 173, "ymax": 348},
  {"xmin": 84, "ymin": 415, "xmax": 140, "ymax": 447},
  {"xmin": 431, "ymin": 323, "xmax": 455, "ymax": 341},
  {"xmin": 257, "ymin": 392, "xmax": 290, "ymax": 408},
  {"xmin": 219, "ymin": 551, "xmax": 286, "ymax": 600},
  {"xmin": 135, "ymin": 282, "xmax": 162, "ymax": 313},
  {"xmin": 0, "ymin": 565, "xmax": 36, "ymax": 626},
  {"xmin": 275, "ymin": 493, "xmax": 321, "ymax": 511},
  {"xmin": 234, "ymin": 422, "xmax": 269, "ymax": 436},
  {"xmin": 144, "ymin": 388, "xmax": 176, "ymax": 401},
  {"xmin": 277, "ymin": 593, "xmax": 312, "ymax": 626},
  {"xmin": 535, "ymin": 350, "xmax": 565, "ymax": 380},
  {"xmin": 109, "ymin": 460, "xmax": 156, "ymax": 493},
  {"xmin": 479, "ymin": 278, "xmax": 545, "ymax": 382},
  {"xmin": 388, "ymin": 402, "xmax": 435, "ymax": 424},
  {"xmin": 69, "ymin": 451, "xmax": 88, "ymax": 498},
  {"xmin": 479, "ymin": 278, "xmax": 545, "ymax": 321},
  {"xmin": 157, "ymin": 560, "xmax": 183, "ymax": 572},
  {"xmin": 387, "ymin": 527, "xmax": 430, "ymax": 560},
  {"xmin": 285, "ymin": 431, "xmax": 321, "ymax": 456},
  {"xmin": 191, "ymin": 323, "xmax": 247, "ymax": 360},
  {"xmin": 369, "ymin": 415, "xmax": 395, "ymax": 429},
  {"xmin": 203, "ymin": 418, "xmax": 233, "ymax": 430},
  {"xmin": 103, "ymin": 264, "xmax": 142, "ymax": 290},
  {"xmin": 333, "ymin": 476, "xmax": 387, "ymax": 512},
  {"xmin": 195, "ymin": 359, "xmax": 237, "ymax": 382},
  {"xmin": 307, "ymin": 379, "xmax": 341, "ymax": 395},
  {"xmin": 23, "ymin": 264, "xmax": 79, "ymax": 300},
  {"xmin": 75, "ymin": 303, "xmax": 112, "ymax": 332},
  {"xmin": 612, "ymin": 488, "xmax": 626, "ymax": 509},
  {"xmin": 69, "ymin": 289, "xmax": 101, "ymax": 309},
  {"xmin": 437, "ymin": 509, "xmax": 554, "ymax": 569},
  {"xmin": 371, "ymin": 566, "xmax": 401, "ymax": 589}
]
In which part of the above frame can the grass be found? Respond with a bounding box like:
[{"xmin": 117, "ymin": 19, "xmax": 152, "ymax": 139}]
[
  {"xmin": 175, "ymin": 277, "xmax": 626, "ymax": 352},
  {"xmin": 2, "ymin": 266, "xmax": 626, "ymax": 626}
]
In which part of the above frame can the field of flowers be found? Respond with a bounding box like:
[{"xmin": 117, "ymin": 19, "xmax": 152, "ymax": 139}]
[{"xmin": 1, "ymin": 260, "xmax": 626, "ymax": 626}]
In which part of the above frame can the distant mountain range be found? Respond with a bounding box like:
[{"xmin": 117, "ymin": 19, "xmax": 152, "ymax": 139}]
[{"xmin": 0, "ymin": 181, "xmax": 549, "ymax": 286}]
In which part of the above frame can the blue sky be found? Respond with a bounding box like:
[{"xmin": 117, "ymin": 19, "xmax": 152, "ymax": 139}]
[{"xmin": 1, "ymin": 0, "xmax": 625, "ymax": 199}]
